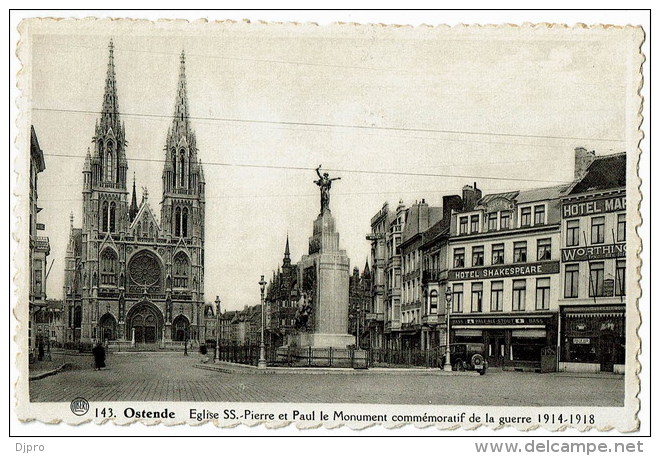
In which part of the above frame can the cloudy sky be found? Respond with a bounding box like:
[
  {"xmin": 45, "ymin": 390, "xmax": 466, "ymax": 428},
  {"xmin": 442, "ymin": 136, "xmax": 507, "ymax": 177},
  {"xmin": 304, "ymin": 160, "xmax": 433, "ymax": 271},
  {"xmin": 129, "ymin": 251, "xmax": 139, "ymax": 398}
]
[{"xmin": 28, "ymin": 21, "xmax": 632, "ymax": 310}]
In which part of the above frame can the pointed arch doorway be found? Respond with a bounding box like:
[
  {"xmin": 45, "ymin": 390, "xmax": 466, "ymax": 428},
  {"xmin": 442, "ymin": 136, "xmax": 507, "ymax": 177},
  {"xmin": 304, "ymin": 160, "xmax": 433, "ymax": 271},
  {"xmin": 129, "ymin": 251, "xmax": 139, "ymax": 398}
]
[
  {"xmin": 172, "ymin": 315, "xmax": 190, "ymax": 342},
  {"xmin": 99, "ymin": 313, "xmax": 117, "ymax": 342},
  {"xmin": 127, "ymin": 301, "xmax": 164, "ymax": 345}
]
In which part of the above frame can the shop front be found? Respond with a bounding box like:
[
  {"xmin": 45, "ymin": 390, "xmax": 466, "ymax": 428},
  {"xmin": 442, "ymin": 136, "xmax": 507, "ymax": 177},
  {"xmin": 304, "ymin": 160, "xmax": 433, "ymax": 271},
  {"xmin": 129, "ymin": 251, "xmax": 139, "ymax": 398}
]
[
  {"xmin": 559, "ymin": 305, "xmax": 625, "ymax": 373},
  {"xmin": 451, "ymin": 313, "xmax": 558, "ymax": 371}
]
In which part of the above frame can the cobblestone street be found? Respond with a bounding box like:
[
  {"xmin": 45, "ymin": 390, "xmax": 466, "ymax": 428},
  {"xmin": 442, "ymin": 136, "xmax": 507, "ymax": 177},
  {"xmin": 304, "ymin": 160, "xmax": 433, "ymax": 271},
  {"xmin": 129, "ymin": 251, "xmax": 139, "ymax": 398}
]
[{"xmin": 29, "ymin": 352, "xmax": 624, "ymax": 406}]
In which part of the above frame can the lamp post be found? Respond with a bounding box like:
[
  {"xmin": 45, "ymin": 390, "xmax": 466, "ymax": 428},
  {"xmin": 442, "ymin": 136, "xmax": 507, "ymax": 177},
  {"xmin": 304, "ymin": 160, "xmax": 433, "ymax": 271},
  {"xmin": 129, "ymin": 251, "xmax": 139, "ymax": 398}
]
[
  {"xmin": 444, "ymin": 286, "xmax": 453, "ymax": 372},
  {"xmin": 214, "ymin": 296, "xmax": 221, "ymax": 363},
  {"xmin": 258, "ymin": 275, "xmax": 268, "ymax": 368}
]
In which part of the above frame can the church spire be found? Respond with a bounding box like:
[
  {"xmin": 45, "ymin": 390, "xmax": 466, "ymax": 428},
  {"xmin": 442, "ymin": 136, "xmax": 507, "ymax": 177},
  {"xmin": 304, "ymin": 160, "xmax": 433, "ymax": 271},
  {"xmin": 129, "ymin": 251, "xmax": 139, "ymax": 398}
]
[
  {"xmin": 129, "ymin": 172, "xmax": 139, "ymax": 222},
  {"xmin": 171, "ymin": 50, "xmax": 191, "ymax": 139},
  {"xmin": 100, "ymin": 39, "xmax": 121, "ymax": 135},
  {"xmin": 163, "ymin": 49, "xmax": 199, "ymax": 195},
  {"xmin": 283, "ymin": 235, "xmax": 291, "ymax": 267},
  {"xmin": 91, "ymin": 39, "xmax": 127, "ymax": 189}
]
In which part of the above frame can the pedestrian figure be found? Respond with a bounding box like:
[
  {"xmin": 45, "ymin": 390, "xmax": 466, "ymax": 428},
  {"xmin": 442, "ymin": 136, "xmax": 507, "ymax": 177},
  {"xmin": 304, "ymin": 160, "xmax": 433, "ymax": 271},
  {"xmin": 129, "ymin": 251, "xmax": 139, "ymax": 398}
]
[
  {"xmin": 38, "ymin": 340, "xmax": 44, "ymax": 361},
  {"xmin": 92, "ymin": 342, "xmax": 106, "ymax": 370},
  {"xmin": 184, "ymin": 339, "xmax": 188, "ymax": 356}
]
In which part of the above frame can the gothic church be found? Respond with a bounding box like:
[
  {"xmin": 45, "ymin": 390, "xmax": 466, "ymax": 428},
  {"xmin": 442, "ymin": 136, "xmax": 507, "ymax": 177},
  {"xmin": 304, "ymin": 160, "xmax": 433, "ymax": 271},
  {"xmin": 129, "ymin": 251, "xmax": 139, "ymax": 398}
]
[{"xmin": 63, "ymin": 41, "xmax": 206, "ymax": 347}]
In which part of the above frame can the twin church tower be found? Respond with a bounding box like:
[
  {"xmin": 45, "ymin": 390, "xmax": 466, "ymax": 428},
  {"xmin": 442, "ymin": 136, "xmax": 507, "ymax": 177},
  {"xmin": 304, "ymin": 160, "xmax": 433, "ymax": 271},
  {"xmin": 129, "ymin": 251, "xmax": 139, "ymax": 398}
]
[{"xmin": 64, "ymin": 41, "xmax": 206, "ymax": 346}]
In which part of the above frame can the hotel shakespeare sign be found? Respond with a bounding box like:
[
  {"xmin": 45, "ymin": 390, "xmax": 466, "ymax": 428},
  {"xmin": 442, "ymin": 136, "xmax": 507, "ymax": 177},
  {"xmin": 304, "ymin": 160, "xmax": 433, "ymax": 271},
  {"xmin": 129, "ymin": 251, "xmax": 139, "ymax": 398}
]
[{"xmin": 448, "ymin": 261, "xmax": 560, "ymax": 281}]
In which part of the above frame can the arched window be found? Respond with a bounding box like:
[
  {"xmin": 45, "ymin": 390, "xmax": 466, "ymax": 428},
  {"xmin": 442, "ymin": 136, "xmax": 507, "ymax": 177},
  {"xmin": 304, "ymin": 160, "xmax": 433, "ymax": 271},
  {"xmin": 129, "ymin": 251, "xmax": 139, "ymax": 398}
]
[
  {"xmin": 101, "ymin": 201, "xmax": 109, "ymax": 232},
  {"xmin": 182, "ymin": 208, "xmax": 188, "ymax": 237},
  {"xmin": 174, "ymin": 207, "xmax": 181, "ymax": 236},
  {"xmin": 109, "ymin": 202, "xmax": 116, "ymax": 232},
  {"xmin": 100, "ymin": 249, "xmax": 118, "ymax": 286},
  {"xmin": 105, "ymin": 140, "xmax": 115, "ymax": 182},
  {"xmin": 173, "ymin": 252, "xmax": 189, "ymax": 288},
  {"xmin": 429, "ymin": 290, "xmax": 439, "ymax": 314},
  {"xmin": 179, "ymin": 151, "xmax": 186, "ymax": 188},
  {"xmin": 171, "ymin": 149, "xmax": 177, "ymax": 188},
  {"xmin": 149, "ymin": 222, "xmax": 154, "ymax": 238},
  {"xmin": 136, "ymin": 221, "xmax": 142, "ymax": 236}
]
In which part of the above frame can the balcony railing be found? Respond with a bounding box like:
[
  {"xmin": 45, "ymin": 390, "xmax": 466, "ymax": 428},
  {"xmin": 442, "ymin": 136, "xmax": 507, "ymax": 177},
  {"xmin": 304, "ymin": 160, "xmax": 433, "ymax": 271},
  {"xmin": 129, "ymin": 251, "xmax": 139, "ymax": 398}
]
[
  {"xmin": 422, "ymin": 269, "xmax": 441, "ymax": 283},
  {"xmin": 96, "ymin": 182, "xmax": 124, "ymax": 190},
  {"xmin": 171, "ymin": 188, "xmax": 197, "ymax": 196}
]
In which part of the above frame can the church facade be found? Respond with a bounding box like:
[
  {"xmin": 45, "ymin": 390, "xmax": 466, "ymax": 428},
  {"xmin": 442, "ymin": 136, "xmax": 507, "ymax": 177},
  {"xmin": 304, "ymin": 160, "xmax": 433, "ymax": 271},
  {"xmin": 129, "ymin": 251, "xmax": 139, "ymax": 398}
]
[{"xmin": 63, "ymin": 42, "xmax": 206, "ymax": 347}]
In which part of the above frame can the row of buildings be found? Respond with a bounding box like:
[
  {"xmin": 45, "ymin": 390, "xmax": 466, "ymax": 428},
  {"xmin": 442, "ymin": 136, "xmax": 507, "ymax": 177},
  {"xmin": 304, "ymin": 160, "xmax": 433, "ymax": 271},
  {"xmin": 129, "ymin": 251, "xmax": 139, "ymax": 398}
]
[
  {"xmin": 362, "ymin": 147, "xmax": 627, "ymax": 373},
  {"xmin": 28, "ymin": 126, "xmax": 52, "ymax": 360}
]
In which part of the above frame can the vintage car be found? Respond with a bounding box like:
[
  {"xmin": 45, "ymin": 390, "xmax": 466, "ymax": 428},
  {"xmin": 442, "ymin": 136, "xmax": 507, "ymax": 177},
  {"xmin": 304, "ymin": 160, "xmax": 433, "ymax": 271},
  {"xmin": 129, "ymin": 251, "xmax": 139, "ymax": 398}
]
[{"xmin": 444, "ymin": 343, "xmax": 488, "ymax": 374}]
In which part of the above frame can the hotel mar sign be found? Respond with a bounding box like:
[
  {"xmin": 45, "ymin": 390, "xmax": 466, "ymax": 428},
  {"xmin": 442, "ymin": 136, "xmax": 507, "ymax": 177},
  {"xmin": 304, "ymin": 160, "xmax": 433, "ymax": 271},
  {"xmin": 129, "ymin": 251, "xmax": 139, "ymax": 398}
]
[
  {"xmin": 448, "ymin": 261, "xmax": 560, "ymax": 281},
  {"xmin": 562, "ymin": 195, "xmax": 626, "ymax": 218}
]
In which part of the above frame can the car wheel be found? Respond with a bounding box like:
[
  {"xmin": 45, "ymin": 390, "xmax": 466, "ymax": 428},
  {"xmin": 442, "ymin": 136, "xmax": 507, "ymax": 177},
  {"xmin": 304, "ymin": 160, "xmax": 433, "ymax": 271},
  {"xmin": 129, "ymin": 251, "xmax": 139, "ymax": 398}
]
[{"xmin": 479, "ymin": 369, "xmax": 486, "ymax": 375}]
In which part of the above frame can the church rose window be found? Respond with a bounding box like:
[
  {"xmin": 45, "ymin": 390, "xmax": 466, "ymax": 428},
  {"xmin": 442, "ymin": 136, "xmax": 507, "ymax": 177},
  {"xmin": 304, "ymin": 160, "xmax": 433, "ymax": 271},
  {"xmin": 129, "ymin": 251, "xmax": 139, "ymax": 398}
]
[{"xmin": 128, "ymin": 251, "xmax": 162, "ymax": 292}]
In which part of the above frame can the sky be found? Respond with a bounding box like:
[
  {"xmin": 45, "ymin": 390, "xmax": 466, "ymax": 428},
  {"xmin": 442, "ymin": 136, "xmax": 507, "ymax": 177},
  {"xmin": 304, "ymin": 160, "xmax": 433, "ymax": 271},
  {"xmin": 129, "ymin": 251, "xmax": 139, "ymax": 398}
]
[{"xmin": 27, "ymin": 22, "xmax": 631, "ymax": 310}]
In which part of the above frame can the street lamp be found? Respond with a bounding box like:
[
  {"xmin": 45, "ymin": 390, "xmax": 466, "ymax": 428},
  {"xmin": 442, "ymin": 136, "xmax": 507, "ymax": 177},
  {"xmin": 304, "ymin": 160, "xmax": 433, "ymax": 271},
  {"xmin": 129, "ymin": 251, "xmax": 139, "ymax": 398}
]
[
  {"xmin": 444, "ymin": 286, "xmax": 453, "ymax": 372},
  {"xmin": 214, "ymin": 296, "xmax": 221, "ymax": 363},
  {"xmin": 258, "ymin": 275, "xmax": 268, "ymax": 368}
]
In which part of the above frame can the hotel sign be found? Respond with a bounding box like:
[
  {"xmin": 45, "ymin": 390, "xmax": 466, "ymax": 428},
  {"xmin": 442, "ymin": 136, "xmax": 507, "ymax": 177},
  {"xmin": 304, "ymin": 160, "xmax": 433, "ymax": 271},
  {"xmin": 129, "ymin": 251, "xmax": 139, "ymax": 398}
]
[
  {"xmin": 562, "ymin": 195, "xmax": 626, "ymax": 218},
  {"xmin": 561, "ymin": 243, "xmax": 626, "ymax": 262},
  {"xmin": 448, "ymin": 261, "xmax": 560, "ymax": 281},
  {"xmin": 452, "ymin": 316, "xmax": 549, "ymax": 326}
]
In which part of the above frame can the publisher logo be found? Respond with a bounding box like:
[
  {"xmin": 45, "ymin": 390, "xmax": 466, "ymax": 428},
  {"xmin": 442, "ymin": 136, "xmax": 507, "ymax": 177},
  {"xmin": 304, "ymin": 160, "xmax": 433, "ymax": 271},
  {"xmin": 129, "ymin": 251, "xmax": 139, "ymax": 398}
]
[{"xmin": 70, "ymin": 397, "xmax": 89, "ymax": 416}]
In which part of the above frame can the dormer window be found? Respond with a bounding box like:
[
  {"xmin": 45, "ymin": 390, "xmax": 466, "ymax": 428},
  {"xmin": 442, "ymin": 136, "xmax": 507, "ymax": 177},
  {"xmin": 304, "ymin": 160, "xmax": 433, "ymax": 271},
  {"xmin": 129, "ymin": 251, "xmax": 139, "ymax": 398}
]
[
  {"xmin": 470, "ymin": 215, "xmax": 480, "ymax": 233},
  {"xmin": 459, "ymin": 217, "xmax": 468, "ymax": 235},
  {"xmin": 520, "ymin": 207, "xmax": 532, "ymax": 227},
  {"xmin": 534, "ymin": 205, "xmax": 546, "ymax": 225},
  {"xmin": 487, "ymin": 212, "xmax": 498, "ymax": 231},
  {"xmin": 500, "ymin": 212, "xmax": 510, "ymax": 230}
]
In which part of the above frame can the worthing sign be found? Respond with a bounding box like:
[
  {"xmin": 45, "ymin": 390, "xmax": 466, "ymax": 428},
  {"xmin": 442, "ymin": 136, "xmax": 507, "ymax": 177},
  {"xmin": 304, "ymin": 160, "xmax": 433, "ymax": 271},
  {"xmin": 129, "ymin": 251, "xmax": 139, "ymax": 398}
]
[
  {"xmin": 561, "ymin": 243, "xmax": 626, "ymax": 262},
  {"xmin": 448, "ymin": 261, "xmax": 560, "ymax": 281}
]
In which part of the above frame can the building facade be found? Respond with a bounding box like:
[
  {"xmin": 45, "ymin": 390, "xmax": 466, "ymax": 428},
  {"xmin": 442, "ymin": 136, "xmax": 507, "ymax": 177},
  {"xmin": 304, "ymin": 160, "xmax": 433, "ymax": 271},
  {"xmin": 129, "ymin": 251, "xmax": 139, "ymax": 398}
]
[
  {"xmin": 266, "ymin": 237, "xmax": 300, "ymax": 347},
  {"xmin": 64, "ymin": 42, "xmax": 205, "ymax": 347},
  {"xmin": 419, "ymin": 194, "xmax": 465, "ymax": 350},
  {"xmin": 29, "ymin": 126, "xmax": 50, "ymax": 358},
  {"xmin": 348, "ymin": 262, "xmax": 371, "ymax": 348},
  {"xmin": 399, "ymin": 200, "xmax": 443, "ymax": 349},
  {"xmin": 447, "ymin": 184, "xmax": 568, "ymax": 370},
  {"xmin": 558, "ymin": 151, "xmax": 626, "ymax": 373}
]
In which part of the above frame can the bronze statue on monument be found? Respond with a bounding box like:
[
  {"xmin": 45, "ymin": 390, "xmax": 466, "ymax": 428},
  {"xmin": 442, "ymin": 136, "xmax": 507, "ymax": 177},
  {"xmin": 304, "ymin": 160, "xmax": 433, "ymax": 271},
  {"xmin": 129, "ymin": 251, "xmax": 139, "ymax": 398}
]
[{"xmin": 314, "ymin": 165, "xmax": 341, "ymax": 214}]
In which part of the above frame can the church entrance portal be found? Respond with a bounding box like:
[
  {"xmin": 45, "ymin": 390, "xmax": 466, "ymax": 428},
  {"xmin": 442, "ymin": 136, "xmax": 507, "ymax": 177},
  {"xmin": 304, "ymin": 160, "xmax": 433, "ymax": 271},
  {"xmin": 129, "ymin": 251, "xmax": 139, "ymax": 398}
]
[
  {"xmin": 172, "ymin": 315, "xmax": 190, "ymax": 342},
  {"xmin": 127, "ymin": 302, "xmax": 163, "ymax": 344}
]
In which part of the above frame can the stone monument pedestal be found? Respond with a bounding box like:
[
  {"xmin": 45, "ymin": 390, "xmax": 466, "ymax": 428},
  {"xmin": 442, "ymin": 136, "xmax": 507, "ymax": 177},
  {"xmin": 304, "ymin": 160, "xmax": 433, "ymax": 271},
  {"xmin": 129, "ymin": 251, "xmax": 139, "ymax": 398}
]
[{"xmin": 291, "ymin": 210, "xmax": 355, "ymax": 350}]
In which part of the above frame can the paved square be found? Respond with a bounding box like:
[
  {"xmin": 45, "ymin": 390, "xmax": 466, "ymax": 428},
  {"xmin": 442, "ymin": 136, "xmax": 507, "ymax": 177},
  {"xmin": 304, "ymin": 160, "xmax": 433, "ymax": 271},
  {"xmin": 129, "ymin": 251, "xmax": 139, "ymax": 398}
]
[{"xmin": 29, "ymin": 352, "xmax": 624, "ymax": 406}]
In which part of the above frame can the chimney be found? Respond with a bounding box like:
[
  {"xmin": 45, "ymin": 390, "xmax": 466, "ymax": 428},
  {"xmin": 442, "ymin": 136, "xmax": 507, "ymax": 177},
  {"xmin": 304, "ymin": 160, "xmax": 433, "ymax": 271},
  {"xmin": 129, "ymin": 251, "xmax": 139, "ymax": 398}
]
[
  {"xmin": 442, "ymin": 195, "xmax": 463, "ymax": 221},
  {"xmin": 574, "ymin": 147, "xmax": 596, "ymax": 180},
  {"xmin": 462, "ymin": 182, "xmax": 482, "ymax": 211},
  {"xmin": 419, "ymin": 199, "xmax": 429, "ymax": 231}
]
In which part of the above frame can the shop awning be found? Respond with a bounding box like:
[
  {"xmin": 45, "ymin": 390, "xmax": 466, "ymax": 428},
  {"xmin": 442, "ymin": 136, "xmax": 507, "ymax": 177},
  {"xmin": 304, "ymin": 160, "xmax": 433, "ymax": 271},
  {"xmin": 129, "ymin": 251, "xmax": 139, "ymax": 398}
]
[
  {"xmin": 565, "ymin": 312, "xmax": 624, "ymax": 318},
  {"xmin": 454, "ymin": 329, "xmax": 483, "ymax": 337},
  {"xmin": 512, "ymin": 329, "xmax": 547, "ymax": 338}
]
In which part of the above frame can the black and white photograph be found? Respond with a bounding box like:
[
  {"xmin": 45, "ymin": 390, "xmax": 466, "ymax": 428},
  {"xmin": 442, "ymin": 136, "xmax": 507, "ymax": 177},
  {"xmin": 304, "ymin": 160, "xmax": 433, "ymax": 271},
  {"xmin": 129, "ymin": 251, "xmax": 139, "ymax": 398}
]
[{"xmin": 11, "ymin": 14, "xmax": 646, "ymax": 435}]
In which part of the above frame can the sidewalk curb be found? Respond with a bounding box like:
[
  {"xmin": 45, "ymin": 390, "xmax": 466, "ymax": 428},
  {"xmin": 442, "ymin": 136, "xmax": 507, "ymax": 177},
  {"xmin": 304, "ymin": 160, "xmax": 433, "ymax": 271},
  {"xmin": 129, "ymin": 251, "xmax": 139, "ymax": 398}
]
[
  {"xmin": 29, "ymin": 363, "xmax": 70, "ymax": 381},
  {"xmin": 194, "ymin": 362, "xmax": 480, "ymax": 376}
]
